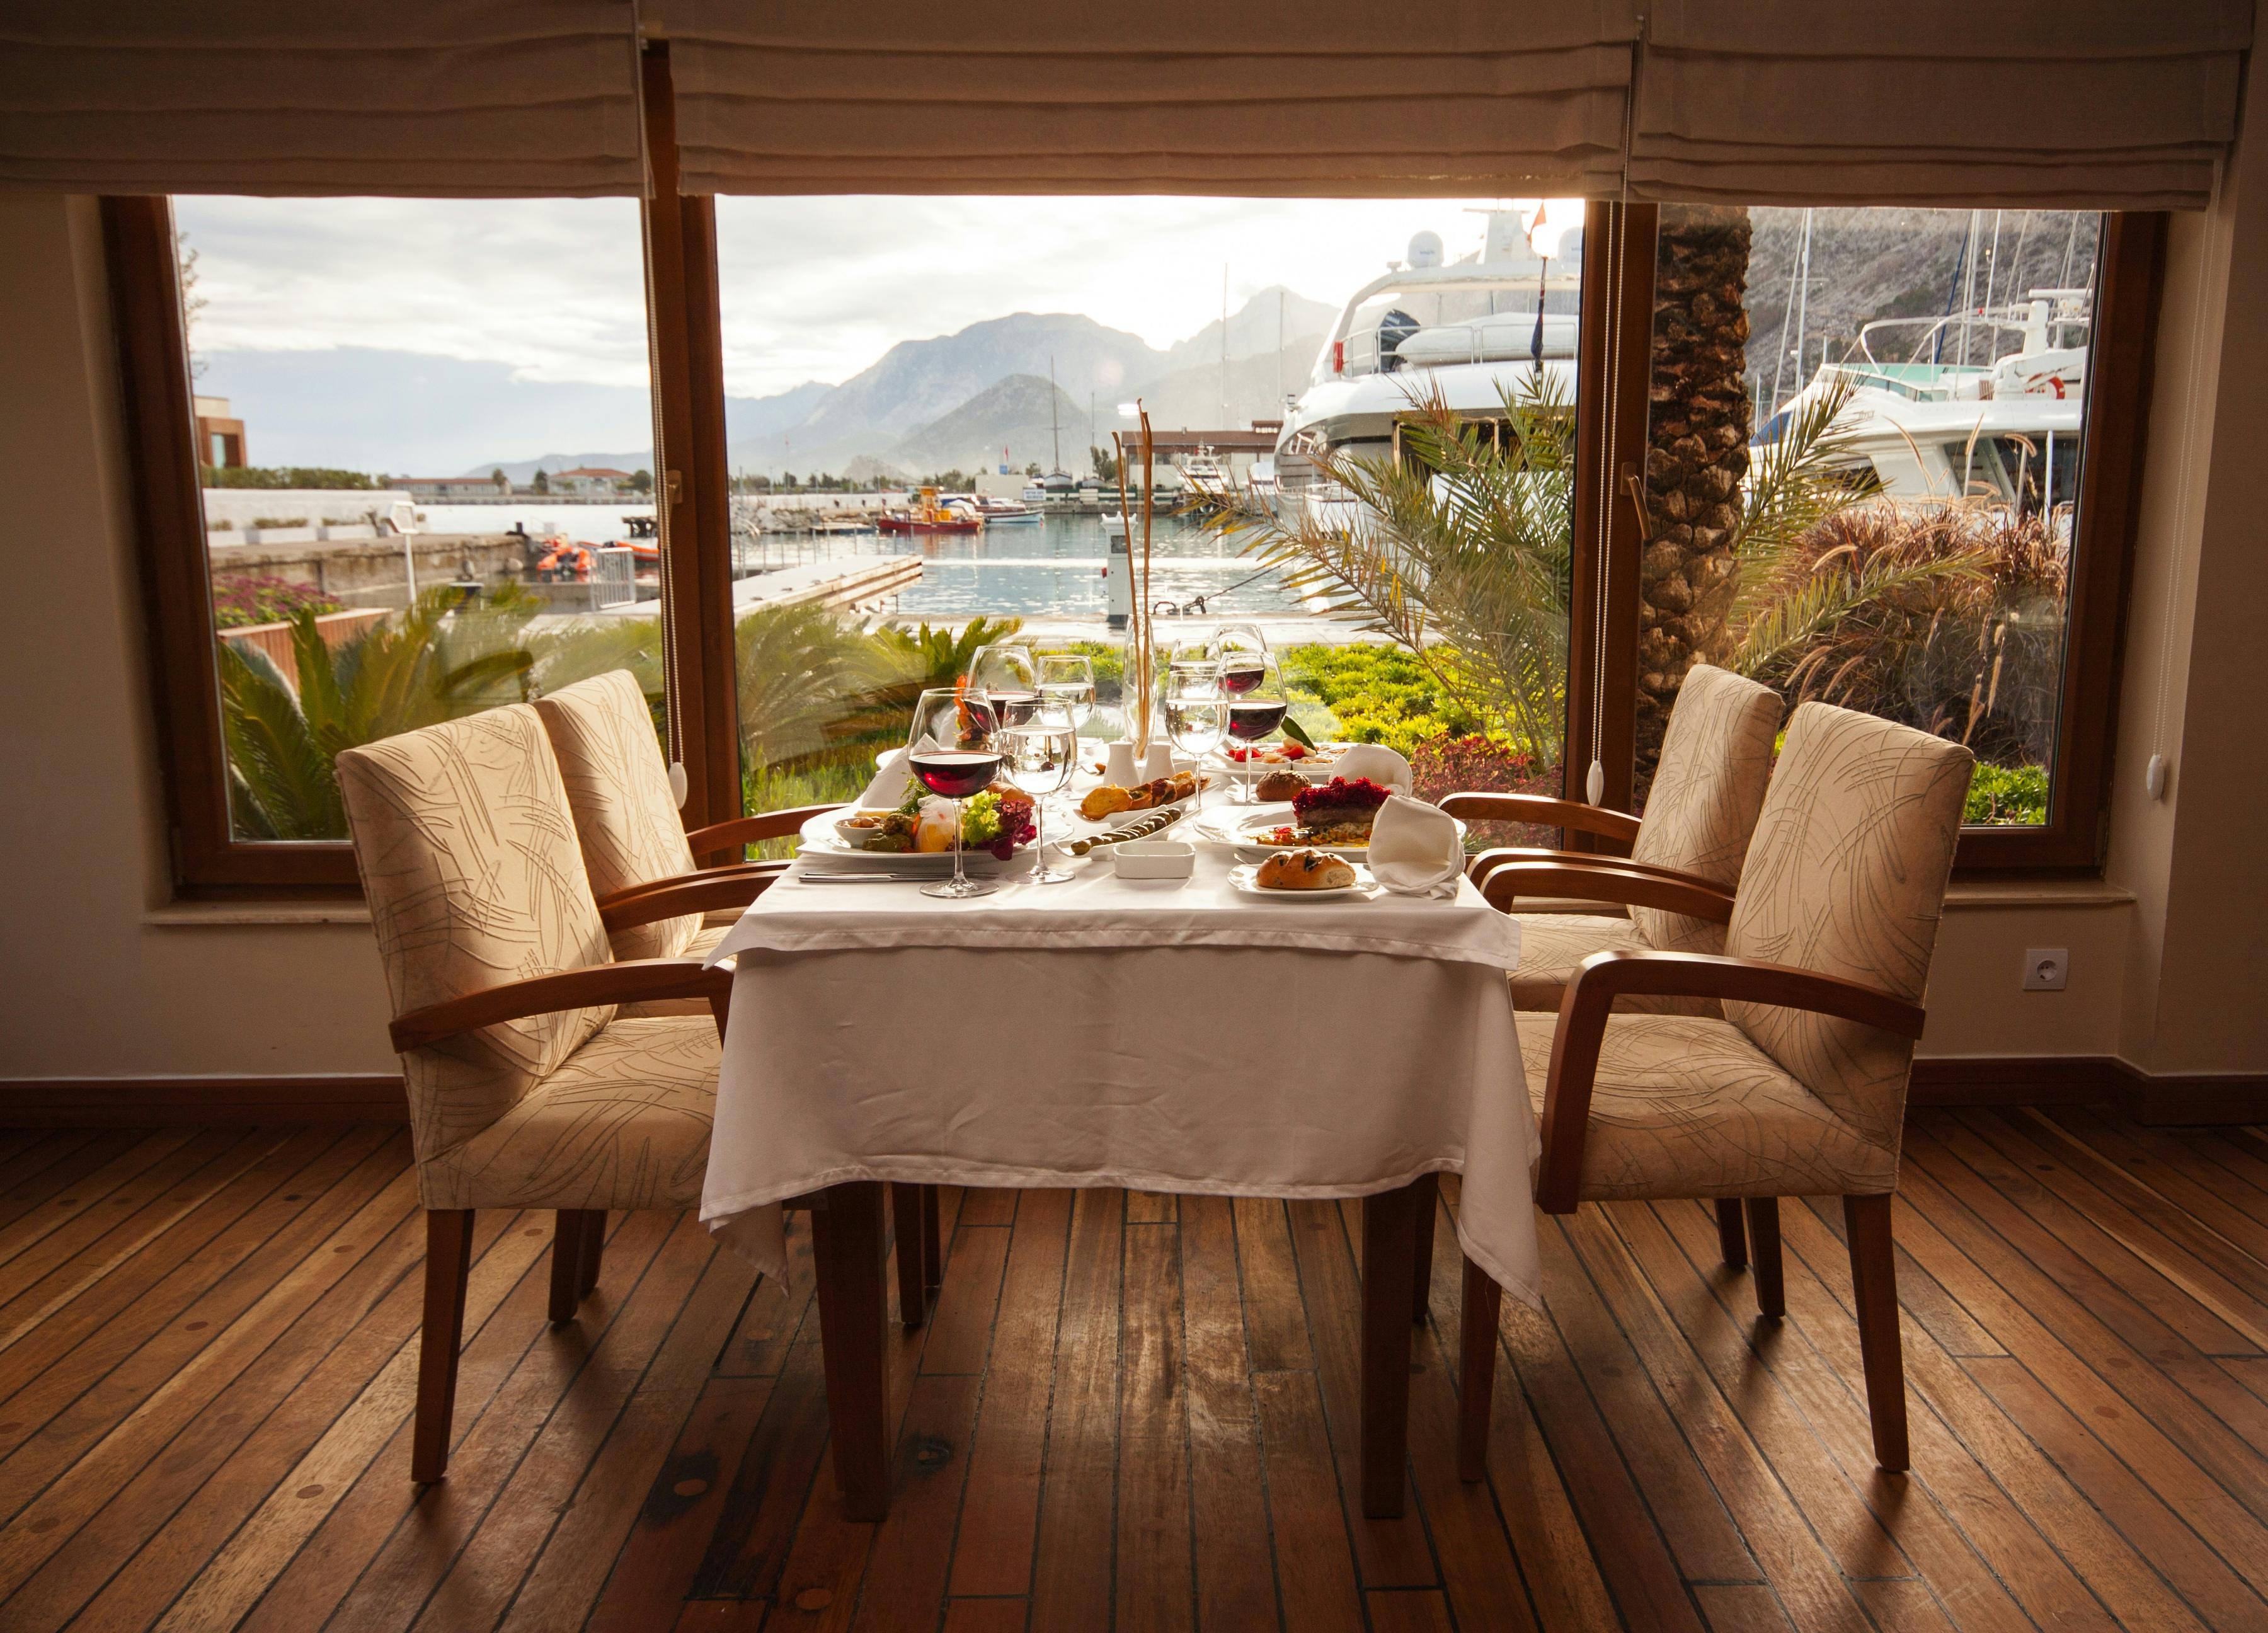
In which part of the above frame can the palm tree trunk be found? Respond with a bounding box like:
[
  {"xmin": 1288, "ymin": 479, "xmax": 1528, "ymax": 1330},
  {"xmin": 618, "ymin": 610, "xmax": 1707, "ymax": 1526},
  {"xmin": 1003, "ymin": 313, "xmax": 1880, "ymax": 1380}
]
[{"xmin": 1637, "ymin": 205, "xmax": 1753, "ymax": 795}]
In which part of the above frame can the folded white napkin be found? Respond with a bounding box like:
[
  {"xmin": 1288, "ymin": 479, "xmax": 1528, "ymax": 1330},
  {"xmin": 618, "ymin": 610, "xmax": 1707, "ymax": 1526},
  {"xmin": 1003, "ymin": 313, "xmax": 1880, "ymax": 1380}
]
[
  {"xmin": 1367, "ymin": 794, "xmax": 1464, "ymax": 897},
  {"xmin": 1330, "ymin": 742, "xmax": 1412, "ymax": 792},
  {"xmin": 859, "ymin": 746, "xmax": 912, "ymax": 810}
]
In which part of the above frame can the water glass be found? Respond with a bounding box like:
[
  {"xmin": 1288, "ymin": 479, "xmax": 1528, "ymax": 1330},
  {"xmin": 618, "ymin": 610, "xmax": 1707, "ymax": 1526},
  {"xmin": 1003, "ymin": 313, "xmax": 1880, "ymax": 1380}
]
[
  {"xmin": 1035, "ymin": 653, "xmax": 1097, "ymax": 735},
  {"xmin": 999, "ymin": 705, "xmax": 1079, "ymax": 884}
]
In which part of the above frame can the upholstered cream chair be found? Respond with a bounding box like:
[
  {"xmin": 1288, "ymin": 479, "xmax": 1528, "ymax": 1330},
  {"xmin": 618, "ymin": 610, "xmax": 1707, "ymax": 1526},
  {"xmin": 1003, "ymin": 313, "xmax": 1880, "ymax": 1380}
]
[
  {"xmin": 532, "ymin": 671, "xmax": 944, "ymax": 1328},
  {"xmin": 1458, "ymin": 702, "xmax": 1973, "ymax": 1474},
  {"xmin": 339, "ymin": 704, "xmax": 752, "ymax": 1484},
  {"xmin": 1443, "ymin": 664, "xmax": 1781, "ymax": 1014}
]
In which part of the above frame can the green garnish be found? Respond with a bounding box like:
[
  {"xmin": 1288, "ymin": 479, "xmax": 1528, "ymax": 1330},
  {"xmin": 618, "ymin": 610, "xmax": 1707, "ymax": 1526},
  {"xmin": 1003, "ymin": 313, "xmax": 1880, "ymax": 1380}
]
[{"xmin": 1281, "ymin": 715, "xmax": 1319, "ymax": 750}]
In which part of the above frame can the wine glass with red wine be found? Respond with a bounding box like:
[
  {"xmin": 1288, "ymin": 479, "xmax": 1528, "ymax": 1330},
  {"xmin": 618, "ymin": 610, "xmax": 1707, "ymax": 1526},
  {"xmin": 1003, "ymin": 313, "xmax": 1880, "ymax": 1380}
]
[
  {"xmin": 1224, "ymin": 657, "xmax": 1289, "ymax": 804},
  {"xmin": 1211, "ymin": 623, "xmax": 1270, "ymax": 702},
  {"xmin": 905, "ymin": 686, "xmax": 1004, "ymax": 899}
]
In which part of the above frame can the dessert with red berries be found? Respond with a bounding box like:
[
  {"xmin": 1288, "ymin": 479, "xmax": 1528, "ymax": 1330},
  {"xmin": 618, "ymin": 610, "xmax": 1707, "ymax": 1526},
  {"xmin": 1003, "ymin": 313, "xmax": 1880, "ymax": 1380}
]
[{"xmin": 1288, "ymin": 776, "xmax": 1392, "ymax": 843}]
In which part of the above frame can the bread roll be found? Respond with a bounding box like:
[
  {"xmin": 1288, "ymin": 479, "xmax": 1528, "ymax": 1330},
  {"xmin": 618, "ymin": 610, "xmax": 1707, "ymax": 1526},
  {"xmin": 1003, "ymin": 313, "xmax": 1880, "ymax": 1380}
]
[
  {"xmin": 1254, "ymin": 769, "xmax": 1306, "ymax": 803},
  {"xmin": 1255, "ymin": 848, "xmax": 1357, "ymax": 891}
]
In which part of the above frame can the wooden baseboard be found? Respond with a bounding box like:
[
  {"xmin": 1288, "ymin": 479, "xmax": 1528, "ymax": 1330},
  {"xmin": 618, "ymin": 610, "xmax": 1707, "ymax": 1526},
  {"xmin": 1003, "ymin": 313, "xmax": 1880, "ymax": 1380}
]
[
  {"xmin": 0, "ymin": 1062, "xmax": 2255, "ymax": 1131},
  {"xmin": 1910, "ymin": 1057, "xmax": 2124, "ymax": 1108},
  {"xmin": 1911, "ymin": 1056, "xmax": 2266, "ymax": 1125},
  {"xmin": 0, "ymin": 1075, "xmax": 407, "ymax": 1126}
]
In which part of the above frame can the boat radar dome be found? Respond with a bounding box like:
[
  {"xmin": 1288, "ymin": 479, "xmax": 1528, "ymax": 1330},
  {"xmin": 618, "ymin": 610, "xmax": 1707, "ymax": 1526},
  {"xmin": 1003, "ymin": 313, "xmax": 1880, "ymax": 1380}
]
[{"xmin": 1406, "ymin": 231, "xmax": 1444, "ymax": 270}]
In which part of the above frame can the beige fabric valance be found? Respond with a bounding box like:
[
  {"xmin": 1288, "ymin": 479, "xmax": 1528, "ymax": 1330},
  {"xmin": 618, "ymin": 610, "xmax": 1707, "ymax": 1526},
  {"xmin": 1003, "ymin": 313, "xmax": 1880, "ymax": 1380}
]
[
  {"xmin": 0, "ymin": 2, "xmax": 643, "ymax": 196},
  {"xmin": 648, "ymin": 0, "xmax": 1639, "ymax": 197},
  {"xmin": 1629, "ymin": 1, "xmax": 2251, "ymax": 209}
]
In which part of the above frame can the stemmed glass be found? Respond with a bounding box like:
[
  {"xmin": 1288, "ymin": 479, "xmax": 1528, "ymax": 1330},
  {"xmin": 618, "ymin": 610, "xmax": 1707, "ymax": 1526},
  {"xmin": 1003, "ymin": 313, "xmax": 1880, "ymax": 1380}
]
[
  {"xmin": 1161, "ymin": 669, "xmax": 1228, "ymax": 820},
  {"xmin": 1224, "ymin": 657, "xmax": 1289, "ymax": 804},
  {"xmin": 999, "ymin": 703, "xmax": 1079, "ymax": 884},
  {"xmin": 905, "ymin": 686, "xmax": 1002, "ymax": 900},
  {"xmin": 1035, "ymin": 653, "xmax": 1096, "ymax": 734},
  {"xmin": 1211, "ymin": 622, "xmax": 1270, "ymax": 699},
  {"xmin": 968, "ymin": 643, "xmax": 1039, "ymax": 726}
]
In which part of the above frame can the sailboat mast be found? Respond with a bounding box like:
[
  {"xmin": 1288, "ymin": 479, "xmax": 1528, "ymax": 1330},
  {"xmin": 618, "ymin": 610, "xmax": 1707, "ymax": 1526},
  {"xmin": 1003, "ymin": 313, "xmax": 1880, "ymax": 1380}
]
[{"xmin": 1049, "ymin": 353, "xmax": 1061, "ymax": 470}]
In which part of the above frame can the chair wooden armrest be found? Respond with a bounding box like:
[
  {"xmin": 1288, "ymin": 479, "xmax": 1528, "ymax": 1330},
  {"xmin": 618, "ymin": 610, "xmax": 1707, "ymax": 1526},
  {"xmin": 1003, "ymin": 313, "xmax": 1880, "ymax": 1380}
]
[
  {"xmin": 1467, "ymin": 845, "xmax": 1729, "ymax": 895},
  {"xmin": 1436, "ymin": 793, "xmax": 1640, "ymax": 853},
  {"xmin": 1477, "ymin": 861, "xmax": 1735, "ymax": 922},
  {"xmin": 598, "ymin": 871, "xmax": 778, "ymax": 934},
  {"xmin": 684, "ymin": 805, "xmax": 845, "ymax": 862},
  {"xmin": 389, "ymin": 958, "xmax": 733, "ymax": 1051},
  {"xmin": 1535, "ymin": 950, "xmax": 1927, "ymax": 1213},
  {"xmin": 594, "ymin": 859, "xmax": 785, "ymax": 914}
]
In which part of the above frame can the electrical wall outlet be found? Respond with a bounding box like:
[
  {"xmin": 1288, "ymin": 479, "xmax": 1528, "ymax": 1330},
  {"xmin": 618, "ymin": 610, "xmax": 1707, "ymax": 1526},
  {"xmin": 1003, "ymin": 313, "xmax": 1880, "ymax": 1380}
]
[{"xmin": 2022, "ymin": 948, "xmax": 2069, "ymax": 992}]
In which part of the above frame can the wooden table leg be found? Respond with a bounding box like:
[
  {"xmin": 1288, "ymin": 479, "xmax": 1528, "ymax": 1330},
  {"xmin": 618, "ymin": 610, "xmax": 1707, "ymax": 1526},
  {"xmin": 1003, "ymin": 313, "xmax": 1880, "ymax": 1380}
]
[
  {"xmin": 890, "ymin": 1182, "xmax": 929, "ymax": 1329},
  {"xmin": 922, "ymin": 1183, "xmax": 944, "ymax": 1296},
  {"xmin": 1360, "ymin": 1177, "xmax": 1422, "ymax": 1518},
  {"xmin": 1409, "ymin": 1174, "xmax": 1438, "ymax": 1324},
  {"xmin": 811, "ymin": 1181, "xmax": 892, "ymax": 1520}
]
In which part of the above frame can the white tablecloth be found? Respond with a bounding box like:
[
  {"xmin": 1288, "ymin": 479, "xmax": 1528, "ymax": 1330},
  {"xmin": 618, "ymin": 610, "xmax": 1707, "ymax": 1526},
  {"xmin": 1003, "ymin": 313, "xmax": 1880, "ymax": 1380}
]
[{"xmin": 700, "ymin": 841, "xmax": 1542, "ymax": 1308}]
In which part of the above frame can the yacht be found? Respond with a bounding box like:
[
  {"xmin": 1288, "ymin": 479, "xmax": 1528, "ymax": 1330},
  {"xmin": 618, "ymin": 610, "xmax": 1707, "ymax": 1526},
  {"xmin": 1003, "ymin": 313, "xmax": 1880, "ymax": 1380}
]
[
  {"xmin": 1276, "ymin": 212, "xmax": 1583, "ymax": 517},
  {"xmin": 1763, "ymin": 289, "xmax": 2091, "ymax": 519},
  {"xmin": 1179, "ymin": 445, "xmax": 1232, "ymax": 496},
  {"xmin": 976, "ymin": 495, "xmax": 1041, "ymax": 524},
  {"xmin": 1040, "ymin": 470, "xmax": 1078, "ymax": 510}
]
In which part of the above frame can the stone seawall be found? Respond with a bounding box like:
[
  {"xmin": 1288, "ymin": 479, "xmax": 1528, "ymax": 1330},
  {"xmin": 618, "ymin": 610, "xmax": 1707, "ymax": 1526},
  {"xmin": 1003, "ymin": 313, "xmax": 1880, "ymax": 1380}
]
[{"xmin": 206, "ymin": 532, "xmax": 528, "ymax": 609}]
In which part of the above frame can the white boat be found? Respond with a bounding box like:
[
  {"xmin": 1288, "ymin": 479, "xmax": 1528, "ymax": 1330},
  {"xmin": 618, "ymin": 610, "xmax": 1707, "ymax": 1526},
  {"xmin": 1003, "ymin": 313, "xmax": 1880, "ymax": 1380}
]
[
  {"xmin": 1040, "ymin": 470, "xmax": 1078, "ymax": 509},
  {"xmin": 976, "ymin": 495, "xmax": 1042, "ymax": 524},
  {"xmin": 1767, "ymin": 289, "xmax": 2090, "ymax": 519},
  {"xmin": 1276, "ymin": 211, "xmax": 1583, "ymax": 517},
  {"xmin": 1179, "ymin": 445, "xmax": 1232, "ymax": 496}
]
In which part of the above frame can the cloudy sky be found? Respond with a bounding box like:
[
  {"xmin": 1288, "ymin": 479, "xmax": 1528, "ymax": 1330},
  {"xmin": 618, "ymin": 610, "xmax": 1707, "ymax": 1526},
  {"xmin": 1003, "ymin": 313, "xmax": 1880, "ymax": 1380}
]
[{"xmin": 176, "ymin": 194, "xmax": 1530, "ymax": 400}]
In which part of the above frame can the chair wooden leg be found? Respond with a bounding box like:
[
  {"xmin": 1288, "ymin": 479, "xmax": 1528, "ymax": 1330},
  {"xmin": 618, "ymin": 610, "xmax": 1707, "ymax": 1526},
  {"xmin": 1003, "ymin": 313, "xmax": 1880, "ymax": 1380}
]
[
  {"xmin": 921, "ymin": 1184, "xmax": 944, "ymax": 1297},
  {"xmin": 576, "ymin": 1209, "xmax": 605, "ymax": 1298},
  {"xmin": 1843, "ymin": 1193, "xmax": 1910, "ymax": 1472},
  {"xmin": 1744, "ymin": 1197, "xmax": 1784, "ymax": 1319},
  {"xmin": 1410, "ymin": 1174, "xmax": 1438, "ymax": 1325},
  {"xmin": 1715, "ymin": 1198, "xmax": 1748, "ymax": 1269},
  {"xmin": 811, "ymin": 1181, "xmax": 892, "ymax": 1520},
  {"xmin": 549, "ymin": 1210, "xmax": 598, "ymax": 1323},
  {"xmin": 412, "ymin": 1209, "xmax": 475, "ymax": 1484},
  {"xmin": 1360, "ymin": 1177, "xmax": 1422, "ymax": 1518},
  {"xmin": 1458, "ymin": 1256, "xmax": 1503, "ymax": 1482},
  {"xmin": 890, "ymin": 1182, "xmax": 929, "ymax": 1329}
]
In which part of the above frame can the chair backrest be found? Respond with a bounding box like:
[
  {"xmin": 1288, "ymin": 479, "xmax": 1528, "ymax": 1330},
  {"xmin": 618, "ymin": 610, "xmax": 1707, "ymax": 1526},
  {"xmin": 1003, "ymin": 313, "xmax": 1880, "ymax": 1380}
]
[
  {"xmin": 1724, "ymin": 702, "xmax": 1974, "ymax": 1152},
  {"xmin": 337, "ymin": 705, "xmax": 615, "ymax": 1161},
  {"xmin": 532, "ymin": 670, "xmax": 701, "ymax": 961},
  {"xmin": 1627, "ymin": 664, "xmax": 1782, "ymax": 954}
]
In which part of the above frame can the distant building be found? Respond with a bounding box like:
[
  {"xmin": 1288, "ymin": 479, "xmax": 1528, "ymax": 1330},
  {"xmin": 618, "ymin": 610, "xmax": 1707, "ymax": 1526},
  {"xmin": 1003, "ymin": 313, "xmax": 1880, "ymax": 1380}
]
[
  {"xmin": 549, "ymin": 466, "xmax": 634, "ymax": 496},
  {"xmin": 400, "ymin": 473, "xmax": 513, "ymax": 500},
  {"xmin": 193, "ymin": 395, "xmax": 245, "ymax": 468}
]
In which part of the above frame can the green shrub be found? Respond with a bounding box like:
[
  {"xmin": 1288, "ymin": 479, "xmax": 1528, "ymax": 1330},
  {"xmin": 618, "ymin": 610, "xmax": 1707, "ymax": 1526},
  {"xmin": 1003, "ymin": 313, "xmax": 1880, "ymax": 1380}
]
[
  {"xmin": 1965, "ymin": 762, "xmax": 2049, "ymax": 826},
  {"xmin": 210, "ymin": 574, "xmax": 343, "ymax": 630},
  {"xmin": 202, "ymin": 465, "xmax": 379, "ymax": 490}
]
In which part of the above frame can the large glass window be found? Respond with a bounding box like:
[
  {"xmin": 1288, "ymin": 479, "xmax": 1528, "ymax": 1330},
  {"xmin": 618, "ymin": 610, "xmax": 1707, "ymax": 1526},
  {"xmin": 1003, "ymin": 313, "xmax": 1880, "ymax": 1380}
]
[
  {"xmin": 171, "ymin": 198, "xmax": 664, "ymax": 842},
  {"xmin": 1635, "ymin": 205, "xmax": 2104, "ymax": 827},
  {"xmin": 711, "ymin": 197, "xmax": 1583, "ymax": 828}
]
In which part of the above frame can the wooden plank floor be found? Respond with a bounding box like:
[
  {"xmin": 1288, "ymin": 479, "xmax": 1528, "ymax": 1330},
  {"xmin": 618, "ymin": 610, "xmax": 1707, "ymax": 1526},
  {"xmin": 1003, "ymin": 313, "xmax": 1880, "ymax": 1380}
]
[{"xmin": 0, "ymin": 1109, "xmax": 2265, "ymax": 1630}]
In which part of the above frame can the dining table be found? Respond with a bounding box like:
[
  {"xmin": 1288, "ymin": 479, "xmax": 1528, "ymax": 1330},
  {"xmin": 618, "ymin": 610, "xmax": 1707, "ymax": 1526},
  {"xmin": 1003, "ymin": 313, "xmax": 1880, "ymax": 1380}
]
[{"xmin": 699, "ymin": 786, "xmax": 1542, "ymax": 1521}]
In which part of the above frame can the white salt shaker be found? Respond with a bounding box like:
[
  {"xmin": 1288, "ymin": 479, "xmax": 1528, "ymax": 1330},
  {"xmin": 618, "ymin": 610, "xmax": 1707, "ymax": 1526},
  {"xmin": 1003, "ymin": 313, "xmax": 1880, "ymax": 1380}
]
[
  {"xmin": 1141, "ymin": 742, "xmax": 1176, "ymax": 782},
  {"xmin": 1105, "ymin": 740, "xmax": 1139, "ymax": 785}
]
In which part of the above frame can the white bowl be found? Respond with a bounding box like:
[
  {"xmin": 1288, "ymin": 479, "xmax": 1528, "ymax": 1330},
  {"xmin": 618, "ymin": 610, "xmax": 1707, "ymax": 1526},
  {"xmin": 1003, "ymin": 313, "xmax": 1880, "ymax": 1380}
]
[{"xmin": 1111, "ymin": 840, "xmax": 1196, "ymax": 880}]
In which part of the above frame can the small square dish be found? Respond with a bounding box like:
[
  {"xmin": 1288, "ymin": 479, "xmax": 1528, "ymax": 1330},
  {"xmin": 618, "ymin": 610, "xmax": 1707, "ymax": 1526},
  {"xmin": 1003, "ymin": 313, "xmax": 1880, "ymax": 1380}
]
[{"xmin": 1111, "ymin": 840, "xmax": 1196, "ymax": 880}]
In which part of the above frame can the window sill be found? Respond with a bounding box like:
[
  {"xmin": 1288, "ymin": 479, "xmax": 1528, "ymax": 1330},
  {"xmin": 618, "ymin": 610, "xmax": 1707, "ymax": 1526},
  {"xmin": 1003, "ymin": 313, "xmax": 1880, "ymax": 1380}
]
[
  {"xmin": 1944, "ymin": 878, "xmax": 2134, "ymax": 910},
  {"xmin": 146, "ymin": 900, "xmax": 372, "ymax": 927}
]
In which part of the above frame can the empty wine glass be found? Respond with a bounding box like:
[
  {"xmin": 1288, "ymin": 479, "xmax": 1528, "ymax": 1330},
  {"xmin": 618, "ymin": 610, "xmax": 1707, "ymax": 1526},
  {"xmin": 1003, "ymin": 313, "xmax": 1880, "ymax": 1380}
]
[
  {"xmin": 968, "ymin": 643, "xmax": 1039, "ymax": 726},
  {"xmin": 1162, "ymin": 672, "xmax": 1228, "ymax": 819},
  {"xmin": 999, "ymin": 704, "xmax": 1079, "ymax": 884},
  {"xmin": 1035, "ymin": 653, "xmax": 1097, "ymax": 733},
  {"xmin": 1223, "ymin": 657, "xmax": 1289, "ymax": 804},
  {"xmin": 905, "ymin": 686, "xmax": 1002, "ymax": 900}
]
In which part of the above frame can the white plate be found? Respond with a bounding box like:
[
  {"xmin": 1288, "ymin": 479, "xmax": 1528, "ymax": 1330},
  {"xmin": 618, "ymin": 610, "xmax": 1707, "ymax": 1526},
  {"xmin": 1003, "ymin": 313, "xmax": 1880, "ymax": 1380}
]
[
  {"xmin": 796, "ymin": 809, "xmax": 1028, "ymax": 872},
  {"xmin": 1227, "ymin": 861, "xmax": 1373, "ymax": 902},
  {"xmin": 1205, "ymin": 805, "xmax": 1465, "ymax": 861}
]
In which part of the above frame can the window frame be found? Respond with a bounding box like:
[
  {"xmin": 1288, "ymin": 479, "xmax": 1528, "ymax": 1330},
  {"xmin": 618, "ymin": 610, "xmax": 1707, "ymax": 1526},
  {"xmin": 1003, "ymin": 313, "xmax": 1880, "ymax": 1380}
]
[{"xmin": 108, "ymin": 89, "xmax": 2161, "ymax": 893}]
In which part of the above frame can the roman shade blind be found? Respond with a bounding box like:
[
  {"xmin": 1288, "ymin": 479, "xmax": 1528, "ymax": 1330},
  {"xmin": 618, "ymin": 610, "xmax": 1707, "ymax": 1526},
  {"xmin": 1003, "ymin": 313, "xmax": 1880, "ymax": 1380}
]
[
  {"xmin": 646, "ymin": 1, "xmax": 1641, "ymax": 196},
  {"xmin": 1629, "ymin": 1, "xmax": 2252, "ymax": 210},
  {"xmin": 0, "ymin": 3, "xmax": 643, "ymax": 196}
]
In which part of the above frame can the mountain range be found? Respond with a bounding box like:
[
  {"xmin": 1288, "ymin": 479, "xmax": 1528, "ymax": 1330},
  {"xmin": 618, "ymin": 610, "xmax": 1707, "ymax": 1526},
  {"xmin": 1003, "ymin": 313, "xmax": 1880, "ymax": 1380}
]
[{"xmin": 192, "ymin": 287, "xmax": 1336, "ymax": 482}]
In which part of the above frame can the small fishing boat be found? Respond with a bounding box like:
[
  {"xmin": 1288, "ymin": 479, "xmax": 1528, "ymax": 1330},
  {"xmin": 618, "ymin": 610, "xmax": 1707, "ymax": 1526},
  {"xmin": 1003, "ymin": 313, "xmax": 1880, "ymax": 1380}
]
[
  {"xmin": 976, "ymin": 496, "xmax": 1041, "ymax": 524},
  {"xmin": 876, "ymin": 487, "xmax": 984, "ymax": 534}
]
